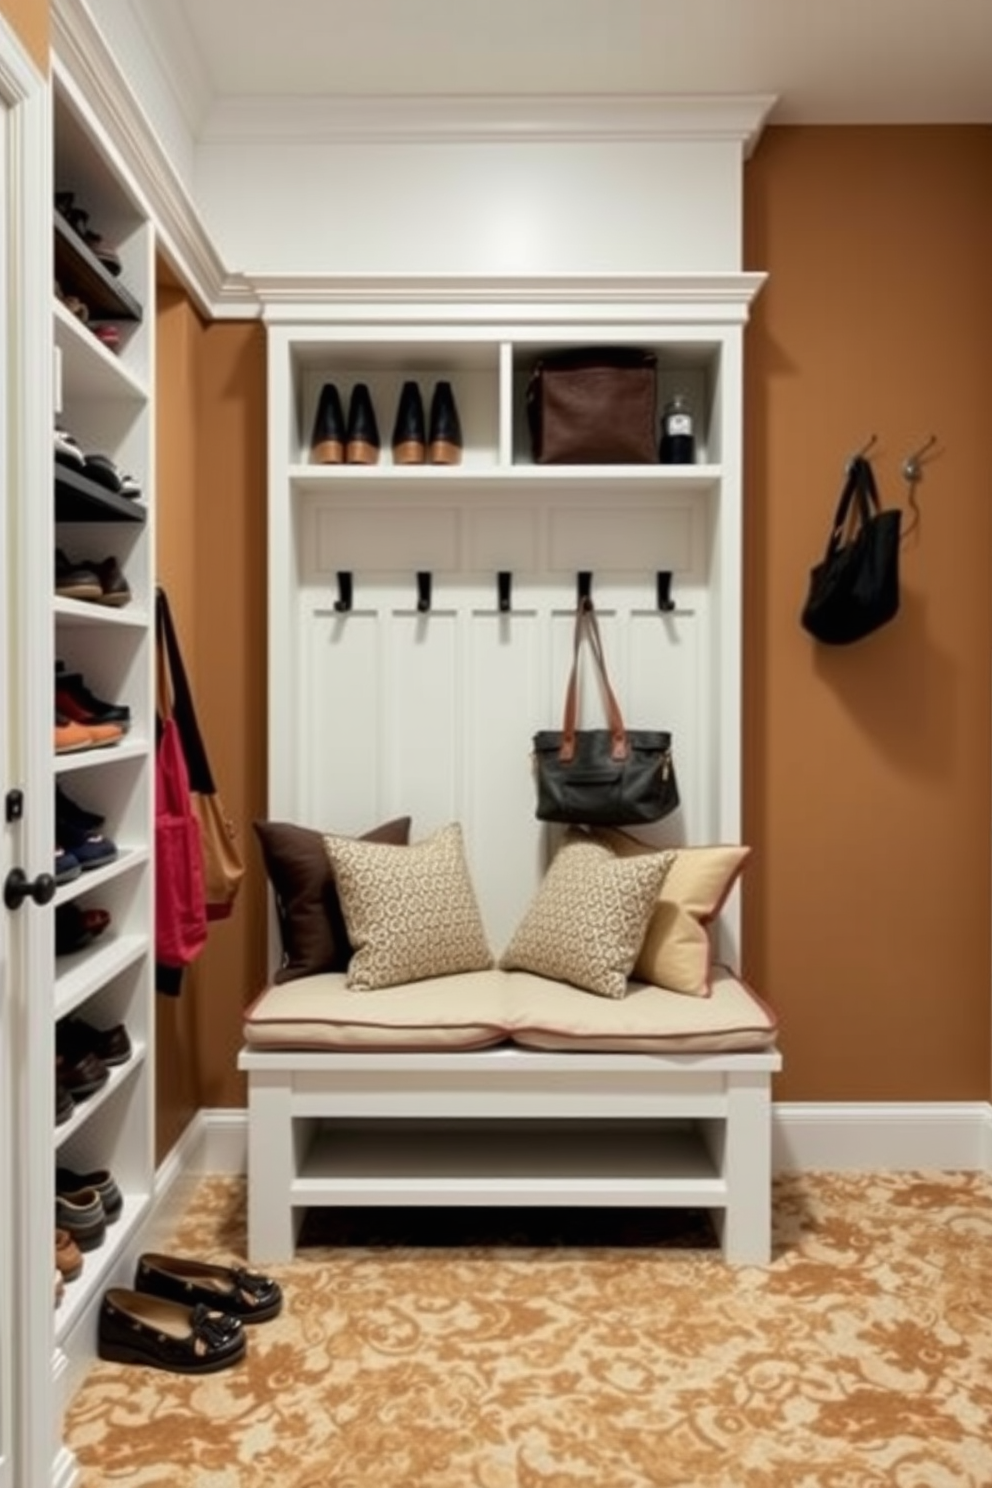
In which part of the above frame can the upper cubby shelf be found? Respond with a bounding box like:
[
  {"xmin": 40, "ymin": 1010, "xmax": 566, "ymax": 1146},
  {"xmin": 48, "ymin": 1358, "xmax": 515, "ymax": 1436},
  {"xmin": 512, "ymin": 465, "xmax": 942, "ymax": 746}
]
[
  {"xmin": 54, "ymin": 214, "xmax": 142, "ymax": 324},
  {"xmin": 289, "ymin": 336, "xmax": 724, "ymax": 470}
]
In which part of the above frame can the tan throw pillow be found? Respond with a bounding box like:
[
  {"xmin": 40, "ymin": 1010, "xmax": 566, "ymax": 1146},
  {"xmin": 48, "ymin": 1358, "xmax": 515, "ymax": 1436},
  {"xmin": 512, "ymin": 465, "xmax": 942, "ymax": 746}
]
[
  {"xmin": 254, "ymin": 817, "xmax": 411, "ymax": 983},
  {"xmin": 596, "ymin": 830, "xmax": 750, "ymax": 996},
  {"xmin": 323, "ymin": 822, "xmax": 493, "ymax": 990},
  {"xmin": 500, "ymin": 831, "xmax": 675, "ymax": 1000}
]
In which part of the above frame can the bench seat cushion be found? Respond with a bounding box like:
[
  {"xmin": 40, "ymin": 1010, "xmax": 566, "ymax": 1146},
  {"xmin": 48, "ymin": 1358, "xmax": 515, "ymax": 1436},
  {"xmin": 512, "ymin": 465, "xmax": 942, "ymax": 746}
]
[
  {"xmin": 243, "ymin": 966, "xmax": 777, "ymax": 1054},
  {"xmin": 505, "ymin": 967, "xmax": 777, "ymax": 1053}
]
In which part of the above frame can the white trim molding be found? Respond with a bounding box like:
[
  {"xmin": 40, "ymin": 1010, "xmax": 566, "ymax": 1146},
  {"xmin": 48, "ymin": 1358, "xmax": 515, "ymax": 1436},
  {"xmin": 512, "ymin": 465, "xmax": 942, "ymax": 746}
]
[
  {"xmin": 773, "ymin": 1102, "xmax": 992, "ymax": 1174},
  {"xmin": 250, "ymin": 272, "xmax": 768, "ymax": 324},
  {"xmin": 169, "ymin": 1102, "xmax": 992, "ymax": 1185},
  {"xmin": 202, "ymin": 92, "xmax": 777, "ymax": 155}
]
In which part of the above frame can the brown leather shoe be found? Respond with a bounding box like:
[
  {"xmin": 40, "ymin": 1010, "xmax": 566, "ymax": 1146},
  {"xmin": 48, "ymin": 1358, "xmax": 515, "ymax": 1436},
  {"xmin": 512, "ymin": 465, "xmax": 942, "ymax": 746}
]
[
  {"xmin": 55, "ymin": 1227, "xmax": 83, "ymax": 1281},
  {"xmin": 55, "ymin": 1048, "xmax": 109, "ymax": 1100}
]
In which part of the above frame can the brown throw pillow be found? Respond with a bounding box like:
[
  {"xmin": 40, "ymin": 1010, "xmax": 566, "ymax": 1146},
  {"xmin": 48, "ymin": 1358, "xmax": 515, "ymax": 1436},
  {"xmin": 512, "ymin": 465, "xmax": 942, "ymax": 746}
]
[{"xmin": 253, "ymin": 817, "xmax": 411, "ymax": 983}]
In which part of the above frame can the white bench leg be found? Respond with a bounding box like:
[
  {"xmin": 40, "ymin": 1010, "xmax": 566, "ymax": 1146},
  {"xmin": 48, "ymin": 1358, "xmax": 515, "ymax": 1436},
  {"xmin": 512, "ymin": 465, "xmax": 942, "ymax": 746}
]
[
  {"xmin": 705, "ymin": 1071, "xmax": 774, "ymax": 1265},
  {"xmin": 245, "ymin": 1071, "xmax": 300, "ymax": 1263}
]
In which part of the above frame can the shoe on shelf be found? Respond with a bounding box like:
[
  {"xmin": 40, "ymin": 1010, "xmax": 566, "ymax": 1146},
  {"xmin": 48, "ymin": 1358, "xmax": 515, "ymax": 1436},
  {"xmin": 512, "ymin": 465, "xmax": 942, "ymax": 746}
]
[
  {"xmin": 134, "ymin": 1253, "xmax": 283, "ymax": 1324},
  {"xmin": 309, "ymin": 382, "xmax": 346, "ymax": 465},
  {"xmin": 55, "ymin": 549, "xmax": 102, "ymax": 602},
  {"xmin": 345, "ymin": 383, "xmax": 380, "ymax": 465},
  {"xmin": 55, "ymin": 784, "xmax": 106, "ymax": 832},
  {"xmin": 92, "ymin": 324, "xmax": 122, "ymax": 353},
  {"xmin": 391, "ymin": 381, "xmax": 426, "ymax": 465},
  {"xmin": 57, "ymin": 1166, "xmax": 123, "ymax": 1224},
  {"xmin": 55, "ymin": 712, "xmax": 113, "ymax": 754},
  {"xmin": 55, "ymin": 903, "xmax": 112, "ymax": 955},
  {"xmin": 98, "ymin": 1289, "xmax": 246, "ymax": 1374},
  {"xmin": 55, "ymin": 1227, "xmax": 84, "ymax": 1282},
  {"xmin": 55, "ymin": 1186, "xmax": 106, "ymax": 1252},
  {"xmin": 54, "ymin": 702, "xmax": 125, "ymax": 751},
  {"xmin": 55, "ymin": 1082, "xmax": 75, "ymax": 1126},
  {"xmin": 54, "ymin": 846, "xmax": 82, "ymax": 885},
  {"xmin": 56, "ymin": 821, "xmax": 118, "ymax": 872},
  {"xmin": 54, "ymin": 427, "xmax": 86, "ymax": 470},
  {"xmin": 58, "ymin": 1015, "xmax": 132, "ymax": 1068},
  {"xmin": 56, "ymin": 671, "xmax": 131, "ymax": 732},
  {"xmin": 55, "ymin": 1049, "xmax": 109, "ymax": 1103},
  {"xmin": 82, "ymin": 453, "xmax": 141, "ymax": 500},
  {"xmin": 428, "ymin": 381, "xmax": 463, "ymax": 465},
  {"xmin": 92, "ymin": 556, "xmax": 131, "ymax": 607}
]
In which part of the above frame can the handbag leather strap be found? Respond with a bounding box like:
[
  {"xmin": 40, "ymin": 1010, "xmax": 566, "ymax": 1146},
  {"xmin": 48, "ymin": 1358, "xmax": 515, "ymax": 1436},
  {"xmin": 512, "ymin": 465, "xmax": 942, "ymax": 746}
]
[
  {"xmin": 826, "ymin": 455, "xmax": 881, "ymax": 557},
  {"xmin": 155, "ymin": 587, "xmax": 217, "ymax": 794},
  {"xmin": 559, "ymin": 597, "xmax": 628, "ymax": 762}
]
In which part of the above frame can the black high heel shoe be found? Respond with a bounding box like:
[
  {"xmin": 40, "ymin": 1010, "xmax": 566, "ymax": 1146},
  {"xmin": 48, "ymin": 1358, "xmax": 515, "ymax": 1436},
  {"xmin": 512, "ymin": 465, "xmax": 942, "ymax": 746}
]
[
  {"xmin": 391, "ymin": 381, "xmax": 426, "ymax": 465},
  {"xmin": 346, "ymin": 383, "xmax": 380, "ymax": 465},
  {"xmin": 428, "ymin": 381, "xmax": 462, "ymax": 465},
  {"xmin": 309, "ymin": 383, "xmax": 346, "ymax": 465}
]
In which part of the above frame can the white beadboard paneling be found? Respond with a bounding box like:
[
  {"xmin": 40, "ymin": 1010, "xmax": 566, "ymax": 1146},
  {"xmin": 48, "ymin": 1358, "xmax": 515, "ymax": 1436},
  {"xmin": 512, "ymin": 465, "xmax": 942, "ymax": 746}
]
[
  {"xmin": 385, "ymin": 609, "xmax": 461, "ymax": 829},
  {"xmin": 547, "ymin": 505, "xmax": 696, "ymax": 577},
  {"xmin": 301, "ymin": 608, "xmax": 384, "ymax": 833},
  {"xmin": 314, "ymin": 505, "xmax": 461, "ymax": 575},
  {"xmin": 465, "ymin": 608, "xmax": 546, "ymax": 950}
]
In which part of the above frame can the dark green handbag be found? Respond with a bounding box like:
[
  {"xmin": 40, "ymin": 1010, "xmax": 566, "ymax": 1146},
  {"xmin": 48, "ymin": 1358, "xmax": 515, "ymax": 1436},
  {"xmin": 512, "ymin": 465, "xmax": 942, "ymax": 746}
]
[{"xmin": 533, "ymin": 598, "xmax": 679, "ymax": 826}]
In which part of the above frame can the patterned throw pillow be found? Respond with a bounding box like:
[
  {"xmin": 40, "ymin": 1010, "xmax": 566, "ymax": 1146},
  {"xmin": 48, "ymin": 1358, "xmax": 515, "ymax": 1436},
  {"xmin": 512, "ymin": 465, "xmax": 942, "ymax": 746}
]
[
  {"xmin": 253, "ymin": 817, "xmax": 411, "ymax": 983},
  {"xmin": 595, "ymin": 830, "xmax": 750, "ymax": 996},
  {"xmin": 323, "ymin": 822, "xmax": 493, "ymax": 990},
  {"xmin": 500, "ymin": 831, "xmax": 676, "ymax": 999}
]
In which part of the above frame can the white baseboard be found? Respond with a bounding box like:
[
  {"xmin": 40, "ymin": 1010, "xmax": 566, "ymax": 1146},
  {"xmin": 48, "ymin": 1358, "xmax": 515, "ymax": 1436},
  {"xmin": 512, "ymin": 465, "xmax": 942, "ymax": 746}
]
[
  {"xmin": 175, "ymin": 1102, "xmax": 992, "ymax": 1184},
  {"xmin": 773, "ymin": 1101, "xmax": 992, "ymax": 1173}
]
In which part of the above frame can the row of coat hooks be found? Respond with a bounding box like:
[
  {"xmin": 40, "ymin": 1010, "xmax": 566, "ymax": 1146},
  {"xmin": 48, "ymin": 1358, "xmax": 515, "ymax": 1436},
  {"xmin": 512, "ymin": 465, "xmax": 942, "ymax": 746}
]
[
  {"xmin": 849, "ymin": 432, "xmax": 938, "ymax": 484},
  {"xmin": 332, "ymin": 569, "xmax": 678, "ymax": 614}
]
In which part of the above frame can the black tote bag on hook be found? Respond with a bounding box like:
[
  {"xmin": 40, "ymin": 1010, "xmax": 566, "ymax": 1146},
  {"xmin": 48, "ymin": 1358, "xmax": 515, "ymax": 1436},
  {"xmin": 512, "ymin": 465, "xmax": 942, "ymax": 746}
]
[
  {"xmin": 533, "ymin": 598, "xmax": 679, "ymax": 826},
  {"xmin": 801, "ymin": 455, "xmax": 902, "ymax": 646}
]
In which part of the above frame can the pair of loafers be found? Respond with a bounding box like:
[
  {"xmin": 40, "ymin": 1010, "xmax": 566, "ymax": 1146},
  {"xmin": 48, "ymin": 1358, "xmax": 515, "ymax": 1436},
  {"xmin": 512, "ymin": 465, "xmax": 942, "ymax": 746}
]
[{"xmin": 98, "ymin": 1253, "xmax": 282, "ymax": 1374}]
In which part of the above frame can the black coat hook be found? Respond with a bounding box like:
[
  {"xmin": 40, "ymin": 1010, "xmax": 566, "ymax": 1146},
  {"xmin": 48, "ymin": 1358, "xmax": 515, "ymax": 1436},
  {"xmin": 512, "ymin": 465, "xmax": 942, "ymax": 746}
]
[
  {"xmin": 577, "ymin": 571, "xmax": 593, "ymax": 607},
  {"xmin": 416, "ymin": 571, "xmax": 432, "ymax": 613},
  {"xmin": 334, "ymin": 571, "xmax": 353, "ymax": 613},
  {"xmin": 656, "ymin": 571, "xmax": 676, "ymax": 613},
  {"xmin": 497, "ymin": 571, "xmax": 512, "ymax": 613}
]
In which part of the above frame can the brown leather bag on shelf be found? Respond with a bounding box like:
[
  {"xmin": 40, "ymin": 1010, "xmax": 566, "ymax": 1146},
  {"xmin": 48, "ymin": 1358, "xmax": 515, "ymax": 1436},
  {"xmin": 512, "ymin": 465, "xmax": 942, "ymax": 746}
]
[
  {"xmin": 526, "ymin": 347, "xmax": 658, "ymax": 464},
  {"xmin": 156, "ymin": 589, "xmax": 245, "ymax": 922}
]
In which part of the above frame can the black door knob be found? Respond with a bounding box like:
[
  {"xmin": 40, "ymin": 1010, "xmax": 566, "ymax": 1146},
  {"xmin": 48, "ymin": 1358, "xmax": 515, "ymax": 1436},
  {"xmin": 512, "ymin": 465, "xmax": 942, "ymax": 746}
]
[{"xmin": 4, "ymin": 867, "xmax": 57, "ymax": 910}]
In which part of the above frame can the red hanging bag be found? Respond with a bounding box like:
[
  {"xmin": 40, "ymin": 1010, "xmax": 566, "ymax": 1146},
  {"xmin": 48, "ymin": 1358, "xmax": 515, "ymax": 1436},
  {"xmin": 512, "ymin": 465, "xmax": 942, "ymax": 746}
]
[{"xmin": 155, "ymin": 593, "xmax": 208, "ymax": 978}]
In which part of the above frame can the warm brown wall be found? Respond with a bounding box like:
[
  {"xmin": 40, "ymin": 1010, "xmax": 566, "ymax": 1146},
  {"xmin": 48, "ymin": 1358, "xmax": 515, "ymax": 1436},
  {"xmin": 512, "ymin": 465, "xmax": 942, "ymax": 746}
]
[
  {"xmin": 154, "ymin": 271, "xmax": 268, "ymax": 1158},
  {"xmin": 155, "ymin": 125, "xmax": 992, "ymax": 1138},
  {"xmin": 0, "ymin": 0, "xmax": 47, "ymax": 72},
  {"xmin": 742, "ymin": 126, "xmax": 992, "ymax": 1100}
]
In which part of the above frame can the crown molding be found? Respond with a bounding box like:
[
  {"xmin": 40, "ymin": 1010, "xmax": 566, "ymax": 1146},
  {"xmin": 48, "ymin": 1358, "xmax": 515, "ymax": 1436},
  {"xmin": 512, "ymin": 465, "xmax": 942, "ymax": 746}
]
[
  {"xmin": 52, "ymin": 0, "xmax": 248, "ymax": 317},
  {"xmin": 250, "ymin": 272, "xmax": 768, "ymax": 324},
  {"xmin": 203, "ymin": 92, "xmax": 777, "ymax": 157},
  {"xmin": 127, "ymin": 0, "xmax": 214, "ymax": 141}
]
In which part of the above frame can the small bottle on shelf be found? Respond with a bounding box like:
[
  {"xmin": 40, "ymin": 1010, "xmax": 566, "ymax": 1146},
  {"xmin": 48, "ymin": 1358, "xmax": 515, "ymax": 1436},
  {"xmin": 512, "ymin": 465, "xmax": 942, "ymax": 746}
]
[{"xmin": 659, "ymin": 392, "xmax": 696, "ymax": 465}]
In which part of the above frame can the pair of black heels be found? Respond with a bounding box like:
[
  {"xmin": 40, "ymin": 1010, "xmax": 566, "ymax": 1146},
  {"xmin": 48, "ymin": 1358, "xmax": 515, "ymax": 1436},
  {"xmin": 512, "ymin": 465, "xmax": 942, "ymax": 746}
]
[{"xmin": 310, "ymin": 379, "xmax": 462, "ymax": 466}]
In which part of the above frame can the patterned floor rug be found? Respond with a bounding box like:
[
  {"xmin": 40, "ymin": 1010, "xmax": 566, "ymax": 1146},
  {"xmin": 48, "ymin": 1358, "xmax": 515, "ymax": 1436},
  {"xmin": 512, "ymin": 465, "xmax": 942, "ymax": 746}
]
[{"xmin": 64, "ymin": 1171, "xmax": 992, "ymax": 1487}]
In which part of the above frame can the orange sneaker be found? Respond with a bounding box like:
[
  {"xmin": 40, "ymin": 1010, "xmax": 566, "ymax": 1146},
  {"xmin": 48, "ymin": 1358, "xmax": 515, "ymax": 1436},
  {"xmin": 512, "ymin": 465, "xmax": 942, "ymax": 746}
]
[{"xmin": 55, "ymin": 714, "xmax": 94, "ymax": 753}]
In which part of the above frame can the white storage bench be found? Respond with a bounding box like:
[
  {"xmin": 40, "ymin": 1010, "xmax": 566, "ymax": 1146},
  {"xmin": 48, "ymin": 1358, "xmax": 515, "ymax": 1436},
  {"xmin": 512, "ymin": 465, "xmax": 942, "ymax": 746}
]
[{"xmin": 238, "ymin": 966, "xmax": 781, "ymax": 1265}]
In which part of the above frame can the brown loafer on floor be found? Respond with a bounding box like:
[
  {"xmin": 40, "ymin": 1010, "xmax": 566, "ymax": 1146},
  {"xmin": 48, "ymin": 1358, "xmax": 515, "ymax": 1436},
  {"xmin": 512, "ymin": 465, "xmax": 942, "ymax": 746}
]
[
  {"xmin": 98, "ymin": 1288, "xmax": 246, "ymax": 1373},
  {"xmin": 134, "ymin": 1253, "xmax": 282, "ymax": 1323}
]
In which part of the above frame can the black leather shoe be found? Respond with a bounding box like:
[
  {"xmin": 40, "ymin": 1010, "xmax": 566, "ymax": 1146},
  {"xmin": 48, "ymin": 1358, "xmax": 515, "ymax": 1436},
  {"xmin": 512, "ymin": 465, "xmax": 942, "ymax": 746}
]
[
  {"xmin": 428, "ymin": 381, "xmax": 462, "ymax": 465},
  {"xmin": 98, "ymin": 1288, "xmax": 246, "ymax": 1373},
  {"xmin": 134, "ymin": 1252, "xmax": 283, "ymax": 1323},
  {"xmin": 345, "ymin": 383, "xmax": 380, "ymax": 465},
  {"xmin": 391, "ymin": 381, "xmax": 426, "ymax": 465},
  {"xmin": 309, "ymin": 383, "xmax": 346, "ymax": 465}
]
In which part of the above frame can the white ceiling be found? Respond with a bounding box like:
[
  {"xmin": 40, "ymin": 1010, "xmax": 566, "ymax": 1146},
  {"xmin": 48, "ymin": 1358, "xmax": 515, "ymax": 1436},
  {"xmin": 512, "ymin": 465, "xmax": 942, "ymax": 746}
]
[{"xmin": 135, "ymin": 0, "xmax": 992, "ymax": 126}]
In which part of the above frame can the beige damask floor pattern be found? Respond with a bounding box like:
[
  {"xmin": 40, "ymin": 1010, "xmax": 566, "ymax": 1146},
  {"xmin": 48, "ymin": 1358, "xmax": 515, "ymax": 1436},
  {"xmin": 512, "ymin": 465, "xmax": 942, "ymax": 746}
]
[{"xmin": 65, "ymin": 1171, "xmax": 992, "ymax": 1488}]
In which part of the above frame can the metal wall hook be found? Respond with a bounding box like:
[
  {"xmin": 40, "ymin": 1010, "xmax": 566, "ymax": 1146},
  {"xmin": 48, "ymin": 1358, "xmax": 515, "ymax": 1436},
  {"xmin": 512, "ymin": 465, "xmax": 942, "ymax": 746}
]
[
  {"xmin": 901, "ymin": 435, "xmax": 937, "ymax": 485},
  {"xmin": 847, "ymin": 434, "xmax": 877, "ymax": 472},
  {"xmin": 497, "ymin": 571, "xmax": 512, "ymax": 613},
  {"xmin": 333, "ymin": 571, "xmax": 353, "ymax": 613},
  {"xmin": 656, "ymin": 571, "xmax": 676, "ymax": 613},
  {"xmin": 416, "ymin": 571, "xmax": 432, "ymax": 613}
]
